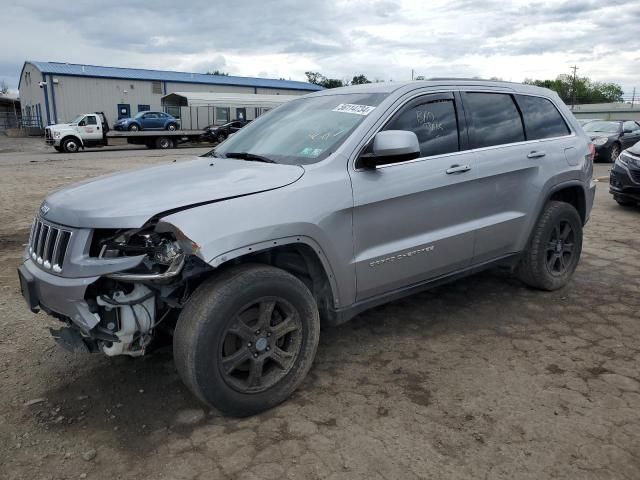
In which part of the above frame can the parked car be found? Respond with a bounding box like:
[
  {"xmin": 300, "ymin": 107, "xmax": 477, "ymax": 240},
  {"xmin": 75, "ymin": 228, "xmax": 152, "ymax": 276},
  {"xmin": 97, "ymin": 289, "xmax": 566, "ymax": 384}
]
[
  {"xmin": 18, "ymin": 80, "xmax": 595, "ymax": 416},
  {"xmin": 203, "ymin": 120, "xmax": 251, "ymax": 143},
  {"xmin": 113, "ymin": 111, "xmax": 180, "ymax": 131},
  {"xmin": 582, "ymin": 120, "xmax": 640, "ymax": 163},
  {"xmin": 577, "ymin": 118, "xmax": 601, "ymax": 126},
  {"xmin": 610, "ymin": 140, "xmax": 640, "ymax": 206}
]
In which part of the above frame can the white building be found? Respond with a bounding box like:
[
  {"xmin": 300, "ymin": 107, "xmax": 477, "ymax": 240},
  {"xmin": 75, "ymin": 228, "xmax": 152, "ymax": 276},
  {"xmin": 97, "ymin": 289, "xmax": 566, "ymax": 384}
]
[{"xmin": 18, "ymin": 61, "xmax": 322, "ymax": 128}]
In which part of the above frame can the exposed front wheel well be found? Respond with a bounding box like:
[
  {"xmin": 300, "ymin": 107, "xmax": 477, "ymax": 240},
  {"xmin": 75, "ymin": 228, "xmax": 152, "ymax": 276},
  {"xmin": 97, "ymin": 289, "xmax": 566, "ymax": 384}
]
[
  {"xmin": 215, "ymin": 244, "xmax": 335, "ymax": 325},
  {"xmin": 548, "ymin": 185, "xmax": 586, "ymax": 225}
]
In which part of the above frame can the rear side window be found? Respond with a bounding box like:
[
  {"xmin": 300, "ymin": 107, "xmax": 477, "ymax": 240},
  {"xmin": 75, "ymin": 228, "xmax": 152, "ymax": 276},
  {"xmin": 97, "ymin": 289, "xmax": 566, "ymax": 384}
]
[
  {"xmin": 516, "ymin": 95, "xmax": 570, "ymax": 139},
  {"xmin": 464, "ymin": 93, "xmax": 524, "ymax": 149},
  {"xmin": 385, "ymin": 98, "xmax": 459, "ymax": 157}
]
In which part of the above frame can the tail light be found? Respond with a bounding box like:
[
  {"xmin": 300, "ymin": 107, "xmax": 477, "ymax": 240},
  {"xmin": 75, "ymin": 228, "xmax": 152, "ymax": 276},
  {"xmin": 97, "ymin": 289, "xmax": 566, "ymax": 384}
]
[{"xmin": 587, "ymin": 143, "xmax": 595, "ymax": 163}]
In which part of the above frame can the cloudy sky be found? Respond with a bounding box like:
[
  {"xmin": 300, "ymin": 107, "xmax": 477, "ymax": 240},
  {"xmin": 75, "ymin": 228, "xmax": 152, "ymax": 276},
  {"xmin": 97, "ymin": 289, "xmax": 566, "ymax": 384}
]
[{"xmin": 1, "ymin": 0, "xmax": 638, "ymax": 97}]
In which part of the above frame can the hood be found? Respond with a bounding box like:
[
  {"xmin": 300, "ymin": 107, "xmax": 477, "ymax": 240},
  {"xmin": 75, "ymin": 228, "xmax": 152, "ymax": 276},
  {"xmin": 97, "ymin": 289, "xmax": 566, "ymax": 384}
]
[
  {"xmin": 42, "ymin": 157, "xmax": 305, "ymax": 228},
  {"xmin": 587, "ymin": 132, "xmax": 614, "ymax": 140},
  {"xmin": 627, "ymin": 142, "xmax": 640, "ymax": 156}
]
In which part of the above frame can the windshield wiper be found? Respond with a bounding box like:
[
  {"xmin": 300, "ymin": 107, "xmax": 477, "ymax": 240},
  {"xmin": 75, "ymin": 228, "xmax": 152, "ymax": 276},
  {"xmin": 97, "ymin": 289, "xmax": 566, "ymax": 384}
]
[{"xmin": 225, "ymin": 152, "xmax": 276, "ymax": 163}]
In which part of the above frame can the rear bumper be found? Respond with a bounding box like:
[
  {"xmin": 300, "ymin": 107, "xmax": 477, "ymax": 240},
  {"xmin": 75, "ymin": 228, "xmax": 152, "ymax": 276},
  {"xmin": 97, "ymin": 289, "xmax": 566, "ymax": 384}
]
[{"xmin": 609, "ymin": 163, "xmax": 640, "ymax": 201}]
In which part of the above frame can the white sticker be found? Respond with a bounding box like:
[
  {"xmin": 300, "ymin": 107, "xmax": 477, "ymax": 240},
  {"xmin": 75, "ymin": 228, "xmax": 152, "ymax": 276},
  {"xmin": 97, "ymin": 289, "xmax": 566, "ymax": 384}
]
[{"xmin": 332, "ymin": 103, "xmax": 376, "ymax": 116}]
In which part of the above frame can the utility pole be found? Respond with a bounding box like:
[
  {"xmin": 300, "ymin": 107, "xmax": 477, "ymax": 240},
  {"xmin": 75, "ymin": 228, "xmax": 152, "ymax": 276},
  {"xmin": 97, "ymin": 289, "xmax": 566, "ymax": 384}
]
[
  {"xmin": 570, "ymin": 65, "xmax": 579, "ymax": 110},
  {"xmin": 411, "ymin": 69, "xmax": 414, "ymax": 81},
  {"xmin": 631, "ymin": 87, "xmax": 636, "ymax": 108}
]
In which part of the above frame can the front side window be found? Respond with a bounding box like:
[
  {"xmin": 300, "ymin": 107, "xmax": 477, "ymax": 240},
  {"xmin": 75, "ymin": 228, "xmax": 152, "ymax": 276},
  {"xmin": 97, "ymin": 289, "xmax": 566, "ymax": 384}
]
[
  {"xmin": 515, "ymin": 95, "xmax": 570, "ymax": 140},
  {"xmin": 464, "ymin": 93, "xmax": 525, "ymax": 148},
  {"xmin": 211, "ymin": 93, "xmax": 388, "ymax": 165},
  {"xmin": 384, "ymin": 97, "xmax": 459, "ymax": 158},
  {"xmin": 623, "ymin": 121, "xmax": 640, "ymax": 132},
  {"xmin": 86, "ymin": 116, "xmax": 97, "ymax": 125}
]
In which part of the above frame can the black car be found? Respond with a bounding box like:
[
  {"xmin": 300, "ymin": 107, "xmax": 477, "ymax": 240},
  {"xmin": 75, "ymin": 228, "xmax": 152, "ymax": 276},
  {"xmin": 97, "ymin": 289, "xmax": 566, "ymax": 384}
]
[
  {"xmin": 610, "ymin": 141, "xmax": 640, "ymax": 206},
  {"xmin": 583, "ymin": 120, "xmax": 640, "ymax": 163},
  {"xmin": 202, "ymin": 120, "xmax": 250, "ymax": 143}
]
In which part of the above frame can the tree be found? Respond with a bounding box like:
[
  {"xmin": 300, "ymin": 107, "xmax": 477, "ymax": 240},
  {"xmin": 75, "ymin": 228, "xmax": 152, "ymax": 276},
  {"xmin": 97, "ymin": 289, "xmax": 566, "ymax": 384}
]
[
  {"xmin": 304, "ymin": 71, "xmax": 344, "ymax": 89},
  {"xmin": 206, "ymin": 70, "xmax": 229, "ymax": 76},
  {"xmin": 524, "ymin": 74, "xmax": 623, "ymax": 104},
  {"xmin": 351, "ymin": 74, "xmax": 371, "ymax": 85},
  {"xmin": 0, "ymin": 80, "xmax": 8, "ymax": 95}
]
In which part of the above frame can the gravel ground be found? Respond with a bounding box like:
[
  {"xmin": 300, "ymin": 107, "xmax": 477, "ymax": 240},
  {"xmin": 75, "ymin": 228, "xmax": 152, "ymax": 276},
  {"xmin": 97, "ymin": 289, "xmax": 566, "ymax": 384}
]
[{"xmin": 0, "ymin": 137, "xmax": 639, "ymax": 480}]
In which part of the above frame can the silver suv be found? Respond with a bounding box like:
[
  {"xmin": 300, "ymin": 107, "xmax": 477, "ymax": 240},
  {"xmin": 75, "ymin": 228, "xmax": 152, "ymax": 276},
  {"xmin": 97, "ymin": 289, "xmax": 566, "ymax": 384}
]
[{"xmin": 18, "ymin": 80, "xmax": 596, "ymax": 416}]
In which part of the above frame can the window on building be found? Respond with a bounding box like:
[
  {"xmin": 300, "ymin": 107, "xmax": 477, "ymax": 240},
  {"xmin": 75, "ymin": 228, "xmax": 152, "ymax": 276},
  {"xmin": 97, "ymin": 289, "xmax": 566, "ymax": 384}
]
[
  {"xmin": 138, "ymin": 104, "xmax": 150, "ymax": 112},
  {"xmin": 151, "ymin": 81, "xmax": 162, "ymax": 94},
  {"xmin": 464, "ymin": 93, "xmax": 525, "ymax": 148},
  {"xmin": 384, "ymin": 97, "xmax": 459, "ymax": 158},
  {"xmin": 515, "ymin": 95, "xmax": 570, "ymax": 140},
  {"xmin": 216, "ymin": 107, "xmax": 230, "ymax": 124}
]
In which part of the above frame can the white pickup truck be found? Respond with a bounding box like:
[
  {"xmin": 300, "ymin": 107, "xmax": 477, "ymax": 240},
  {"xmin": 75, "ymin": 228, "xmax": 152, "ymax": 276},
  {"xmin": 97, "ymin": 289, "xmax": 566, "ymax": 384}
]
[{"xmin": 45, "ymin": 112, "xmax": 206, "ymax": 153}]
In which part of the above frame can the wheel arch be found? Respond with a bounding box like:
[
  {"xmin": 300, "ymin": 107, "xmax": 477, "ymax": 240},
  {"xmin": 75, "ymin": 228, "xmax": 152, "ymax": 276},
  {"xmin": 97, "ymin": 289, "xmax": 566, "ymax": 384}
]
[
  {"xmin": 208, "ymin": 237, "xmax": 340, "ymax": 325},
  {"xmin": 546, "ymin": 181, "xmax": 587, "ymax": 225},
  {"xmin": 61, "ymin": 135, "xmax": 83, "ymax": 148}
]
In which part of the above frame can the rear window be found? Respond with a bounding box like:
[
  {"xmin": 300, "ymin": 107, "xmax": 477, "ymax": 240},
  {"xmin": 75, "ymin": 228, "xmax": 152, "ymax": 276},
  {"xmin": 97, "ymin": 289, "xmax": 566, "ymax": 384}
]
[
  {"xmin": 516, "ymin": 95, "xmax": 570, "ymax": 140},
  {"xmin": 464, "ymin": 93, "xmax": 525, "ymax": 149}
]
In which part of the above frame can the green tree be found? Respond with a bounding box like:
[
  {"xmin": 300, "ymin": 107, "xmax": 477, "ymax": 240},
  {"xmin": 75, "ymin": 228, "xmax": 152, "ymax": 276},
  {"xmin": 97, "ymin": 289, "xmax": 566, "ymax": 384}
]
[
  {"xmin": 206, "ymin": 70, "xmax": 229, "ymax": 76},
  {"xmin": 304, "ymin": 71, "xmax": 344, "ymax": 89},
  {"xmin": 524, "ymin": 74, "xmax": 623, "ymax": 104},
  {"xmin": 351, "ymin": 74, "xmax": 371, "ymax": 85}
]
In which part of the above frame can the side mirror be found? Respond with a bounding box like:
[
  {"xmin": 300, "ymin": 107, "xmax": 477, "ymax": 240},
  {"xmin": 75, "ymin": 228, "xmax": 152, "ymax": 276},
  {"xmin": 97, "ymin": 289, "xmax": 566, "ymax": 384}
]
[{"xmin": 358, "ymin": 130, "xmax": 421, "ymax": 169}]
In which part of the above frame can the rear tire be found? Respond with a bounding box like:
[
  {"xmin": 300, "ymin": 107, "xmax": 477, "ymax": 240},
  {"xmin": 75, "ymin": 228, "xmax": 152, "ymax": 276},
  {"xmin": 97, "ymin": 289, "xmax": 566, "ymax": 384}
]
[
  {"xmin": 166, "ymin": 123, "xmax": 177, "ymax": 131},
  {"xmin": 155, "ymin": 137, "xmax": 174, "ymax": 149},
  {"xmin": 173, "ymin": 264, "xmax": 320, "ymax": 417},
  {"xmin": 516, "ymin": 201, "xmax": 583, "ymax": 291},
  {"xmin": 609, "ymin": 143, "xmax": 621, "ymax": 163}
]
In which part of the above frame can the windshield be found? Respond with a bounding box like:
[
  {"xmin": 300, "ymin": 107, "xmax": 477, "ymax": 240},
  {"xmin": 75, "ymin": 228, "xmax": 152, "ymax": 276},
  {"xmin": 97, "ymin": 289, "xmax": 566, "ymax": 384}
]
[
  {"xmin": 134, "ymin": 111, "xmax": 147, "ymax": 119},
  {"xmin": 583, "ymin": 121, "xmax": 620, "ymax": 134},
  {"xmin": 207, "ymin": 92, "xmax": 388, "ymax": 165},
  {"xmin": 69, "ymin": 114, "xmax": 84, "ymax": 124}
]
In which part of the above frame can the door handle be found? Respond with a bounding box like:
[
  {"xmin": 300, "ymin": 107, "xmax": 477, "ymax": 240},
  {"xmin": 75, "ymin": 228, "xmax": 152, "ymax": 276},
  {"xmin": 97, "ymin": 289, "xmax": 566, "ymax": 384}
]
[
  {"xmin": 446, "ymin": 164, "xmax": 471, "ymax": 174},
  {"xmin": 527, "ymin": 150, "xmax": 546, "ymax": 159}
]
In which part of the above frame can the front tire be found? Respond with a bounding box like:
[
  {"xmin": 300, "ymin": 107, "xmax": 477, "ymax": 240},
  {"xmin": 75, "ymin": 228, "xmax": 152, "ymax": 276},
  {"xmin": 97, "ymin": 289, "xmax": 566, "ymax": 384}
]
[
  {"xmin": 516, "ymin": 201, "xmax": 583, "ymax": 291},
  {"xmin": 62, "ymin": 138, "xmax": 80, "ymax": 153},
  {"xmin": 173, "ymin": 264, "xmax": 320, "ymax": 417},
  {"xmin": 216, "ymin": 132, "xmax": 227, "ymax": 143},
  {"xmin": 128, "ymin": 124, "xmax": 140, "ymax": 132}
]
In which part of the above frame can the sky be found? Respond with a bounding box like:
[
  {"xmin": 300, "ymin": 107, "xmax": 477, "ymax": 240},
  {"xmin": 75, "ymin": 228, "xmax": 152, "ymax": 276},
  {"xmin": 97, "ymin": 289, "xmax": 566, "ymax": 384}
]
[{"xmin": 0, "ymin": 0, "xmax": 638, "ymax": 99}]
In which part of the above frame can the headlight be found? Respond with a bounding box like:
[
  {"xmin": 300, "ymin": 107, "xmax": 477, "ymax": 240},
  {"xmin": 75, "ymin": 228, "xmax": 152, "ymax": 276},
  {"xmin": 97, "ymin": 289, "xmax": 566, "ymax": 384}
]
[
  {"xmin": 592, "ymin": 137, "xmax": 608, "ymax": 146},
  {"xmin": 617, "ymin": 153, "xmax": 640, "ymax": 169},
  {"xmin": 94, "ymin": 229, "xmax": 183, "ymax": 266},
  {"xmin": 53, "ymin": 131, "xmax": 61, "ymax": 139}
]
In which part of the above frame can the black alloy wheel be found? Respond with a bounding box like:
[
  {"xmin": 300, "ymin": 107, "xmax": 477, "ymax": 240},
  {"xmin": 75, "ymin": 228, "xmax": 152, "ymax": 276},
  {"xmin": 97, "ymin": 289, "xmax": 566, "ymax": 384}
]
[
  {"xmin": 545, "ymin": 220, "xmax": 575, "ymax": 276},
  {"xmin": 219, "ymin": 297, "xmax": 303, "ymax": 394}
]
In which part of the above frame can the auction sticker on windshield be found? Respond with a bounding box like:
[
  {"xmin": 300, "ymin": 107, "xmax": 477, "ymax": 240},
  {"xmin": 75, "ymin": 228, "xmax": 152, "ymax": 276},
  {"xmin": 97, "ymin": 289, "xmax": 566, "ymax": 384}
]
[{"xmin": 332, "ymin": 104, "xmax": 376, "ymax": 115}]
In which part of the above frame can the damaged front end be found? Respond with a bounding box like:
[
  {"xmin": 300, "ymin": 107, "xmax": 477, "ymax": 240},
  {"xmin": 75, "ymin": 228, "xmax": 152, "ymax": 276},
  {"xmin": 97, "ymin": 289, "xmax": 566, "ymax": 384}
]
[{"xmin": 20, "ymin": 217, "xmax": 211, "ymax": 357}]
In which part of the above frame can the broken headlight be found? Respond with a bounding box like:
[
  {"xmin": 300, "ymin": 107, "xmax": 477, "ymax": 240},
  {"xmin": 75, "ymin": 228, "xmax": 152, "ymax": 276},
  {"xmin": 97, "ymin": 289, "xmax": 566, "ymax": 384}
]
[{"xmin": 95, "ymin": 228, "xmax": 183, "ymax": 269}]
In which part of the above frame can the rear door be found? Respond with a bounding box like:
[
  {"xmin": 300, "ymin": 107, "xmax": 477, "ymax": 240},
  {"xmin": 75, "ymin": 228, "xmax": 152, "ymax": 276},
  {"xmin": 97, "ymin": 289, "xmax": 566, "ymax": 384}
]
[
  {"xmin": 350, "ymin": 91, "xmax": 480, "ymax": 300},
  {"xmin": 462, "ymin": 91, "xmax": 570, "ymax": 263}
]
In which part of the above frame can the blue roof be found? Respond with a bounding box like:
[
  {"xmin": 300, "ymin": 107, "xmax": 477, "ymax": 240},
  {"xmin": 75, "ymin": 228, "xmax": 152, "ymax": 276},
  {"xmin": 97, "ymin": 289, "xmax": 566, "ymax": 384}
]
[{"xmin": 24, "ymin": 61, "xmax": 323, "ymax": 92}]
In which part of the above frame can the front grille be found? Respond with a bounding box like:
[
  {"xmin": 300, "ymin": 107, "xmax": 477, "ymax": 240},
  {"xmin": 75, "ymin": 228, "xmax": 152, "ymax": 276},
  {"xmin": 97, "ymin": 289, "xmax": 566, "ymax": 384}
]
[
  {"xmin": 45, "ymin": 128, "xmax": 51, "ymax": 139},
  {"xmin": 28, "ymin": 218, "xmax": 72, "ymax": 273},
  {"xmin": 631, "ymin": 169, "xmax": 640, "ymax": 183}
]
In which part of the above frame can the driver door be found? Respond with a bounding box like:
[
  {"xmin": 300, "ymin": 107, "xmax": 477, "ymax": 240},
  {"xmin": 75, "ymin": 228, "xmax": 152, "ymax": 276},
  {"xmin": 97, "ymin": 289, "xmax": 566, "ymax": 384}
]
[
  {"xmin": 349, "ymin": 92, "xmax": 479, "ymax": 300},
  {"xmin": 77, "ymin": 115, "xmax": 103, "ymax": 143}
]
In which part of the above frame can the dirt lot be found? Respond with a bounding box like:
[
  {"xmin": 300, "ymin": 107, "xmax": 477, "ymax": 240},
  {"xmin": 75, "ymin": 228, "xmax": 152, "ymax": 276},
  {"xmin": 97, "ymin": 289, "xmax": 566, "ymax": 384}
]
[{"xmin": 1, "ymin": 136, "xmax": 639, "ymax": 480}]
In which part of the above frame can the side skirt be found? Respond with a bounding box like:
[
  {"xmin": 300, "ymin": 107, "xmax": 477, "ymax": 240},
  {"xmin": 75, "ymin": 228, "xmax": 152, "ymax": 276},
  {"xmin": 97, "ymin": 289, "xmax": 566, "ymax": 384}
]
[{"xmin": 326, "ymin": 253, "xmax": 521, "ymax": 326}]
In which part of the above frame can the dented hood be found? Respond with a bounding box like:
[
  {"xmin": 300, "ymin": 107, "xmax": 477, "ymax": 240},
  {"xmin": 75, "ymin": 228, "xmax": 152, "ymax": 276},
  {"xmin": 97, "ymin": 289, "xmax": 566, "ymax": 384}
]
[{"xmin": 43, "ymin": 157, "xmax": 304, "ymax": 228}]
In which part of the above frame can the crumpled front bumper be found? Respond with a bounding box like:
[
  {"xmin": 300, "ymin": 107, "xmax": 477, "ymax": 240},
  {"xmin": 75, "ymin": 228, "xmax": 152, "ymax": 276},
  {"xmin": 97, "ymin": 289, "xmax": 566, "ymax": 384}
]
[{"xmin": 18, "ymin": 258, "xmax": 100, "ymax": 332}]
